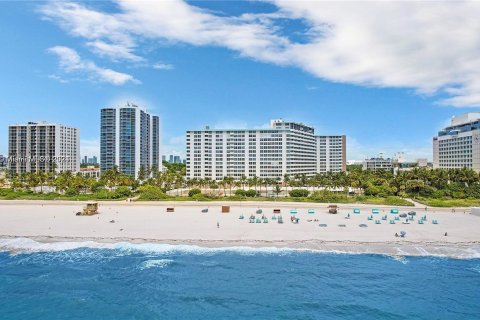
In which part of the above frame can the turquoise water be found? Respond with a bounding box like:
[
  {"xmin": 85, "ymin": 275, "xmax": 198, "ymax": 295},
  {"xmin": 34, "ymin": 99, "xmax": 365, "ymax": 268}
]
[{"xmin": 0, "ymin": 239, "xmax": 479, "ymax": 320}]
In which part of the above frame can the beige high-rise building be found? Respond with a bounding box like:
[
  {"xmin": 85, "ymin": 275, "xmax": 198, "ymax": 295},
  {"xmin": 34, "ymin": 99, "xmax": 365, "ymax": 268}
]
[{"xmin": 8, "ymin": 121, "xmax": 80, "ymax": 175}]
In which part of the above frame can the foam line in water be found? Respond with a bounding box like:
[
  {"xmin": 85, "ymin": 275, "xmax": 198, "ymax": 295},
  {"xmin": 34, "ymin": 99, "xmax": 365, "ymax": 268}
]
[{"xmin": 1, "ymin": 238, "xmax": 479, "ymax": 259}]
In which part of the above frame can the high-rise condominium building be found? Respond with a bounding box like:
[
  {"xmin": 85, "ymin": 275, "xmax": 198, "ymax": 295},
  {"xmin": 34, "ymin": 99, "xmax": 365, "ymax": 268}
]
[
  {"xmin": 433, "ymin": 112, "xmax": 480, "ymax": 171},
  {"xmin": 100, "ymin": 102, "xmax": 160, "ymax": 178},
  {"xmin": 316, "ymin": 136, "xmax": 347, "ymax": 173},
  {"xmin": 8, "ymin": 122, "xmax": 80, "ymax": 175},
  {"xmin": 186, "ymin": 119, "xmax": 346, "ymax": 180}
]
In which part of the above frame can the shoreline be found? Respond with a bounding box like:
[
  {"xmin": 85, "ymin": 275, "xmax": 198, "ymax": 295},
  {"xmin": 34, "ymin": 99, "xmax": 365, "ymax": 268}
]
[{"xmin": 1, "ymin": 236, "xmax": 479, "ymax": 259}]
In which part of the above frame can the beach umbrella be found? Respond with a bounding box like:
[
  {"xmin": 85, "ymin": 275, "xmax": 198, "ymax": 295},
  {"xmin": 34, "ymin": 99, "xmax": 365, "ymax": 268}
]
[
  {"xmin": 399, "ymin": 213, "xmax": 407, "ymax": 218},
  {"xmin": 408, "ymin": 211, "xmax": 416, "ymax": 216}
]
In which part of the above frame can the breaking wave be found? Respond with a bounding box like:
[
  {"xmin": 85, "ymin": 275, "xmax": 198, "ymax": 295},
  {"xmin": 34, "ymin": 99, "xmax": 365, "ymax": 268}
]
[{"xmin": 0, "ymin": 238, "xmax": 479, "ymax": 259}]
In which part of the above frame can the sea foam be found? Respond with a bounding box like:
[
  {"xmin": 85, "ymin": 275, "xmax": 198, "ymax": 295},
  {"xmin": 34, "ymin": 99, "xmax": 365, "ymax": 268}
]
[{"xmin": 1, "ymin": 238, "xmax": 479, "ymax": 259}]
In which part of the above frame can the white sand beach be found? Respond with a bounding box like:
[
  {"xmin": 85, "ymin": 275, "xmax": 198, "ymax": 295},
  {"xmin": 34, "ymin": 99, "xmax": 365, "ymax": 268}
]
[{"xmin": 0, "ymin": 200, "xmax": 479, "ymax": 258}]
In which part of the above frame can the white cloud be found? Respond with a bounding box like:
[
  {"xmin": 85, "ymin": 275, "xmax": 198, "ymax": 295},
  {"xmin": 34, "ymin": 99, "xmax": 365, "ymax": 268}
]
[
  {"xmin": 347, "ymin": 137, "xmax": 433, "ymax": 162},
  {"xmin": 48, "ymin": 46, "xmax": 138, "ymax": 85},
  {"xmin": 80, "ymin": 139, "xmax": 100, "ymax": 158},
  {"xmin": 40, "ymin": 1, "xmax": 480, "ymax": 107},
  {"xmin": 153, "ymin": 63, "xmax": 174, "ymax": 70},
  {"xmin": 162, "ymin": 135, "xmax": 185, "ymax": 158},
  {"xmin": 86, "ymin": 40, "xmax": 143, "ymax": 62}
]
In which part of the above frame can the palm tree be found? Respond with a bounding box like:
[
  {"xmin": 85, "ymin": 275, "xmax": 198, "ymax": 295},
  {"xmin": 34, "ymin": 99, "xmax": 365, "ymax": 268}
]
[
  {"xmin": 283, "ymin": 174, "xmax": 290, "ymax": 196},
  {"xmin": 240, "ymin": 175, "xmax": 247, "ymax": 190}
]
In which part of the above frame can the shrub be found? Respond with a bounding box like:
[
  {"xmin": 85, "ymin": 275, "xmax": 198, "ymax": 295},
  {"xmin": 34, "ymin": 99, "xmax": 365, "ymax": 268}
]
[
  {"xmin": 234, "ymin": 189, "xmax": 246, "ymax": 196},
  {"xmin": 138, "ymin": 185, "xmax": 168, "ymax": 200},
  {"xmin": 94, "ymin": 189, "xmax": 115, "ymax": 199},
  {"xmin": 65, "ymin": 188, "xmax": 79, "ymax": 197},
  {"xmin": 245, "ymin": 189, "xmax": 258, "ymax": 197},
  {"xmin": 289, "ymin": 189, "xmax": 309, "ymax": 197},
  {"xmin": 114, "ymin": 186, "xmax": 132, "ymax": 198},
  {"xmin": 310, "ymin": 190, "xmax": 347, "ymax": 202},
  {"xmin": 188, "ymin": 188, "xmax": 202, "ymax": 197},
  {"xmin": 191, "ymin": 192, "xmax": 220, "ymax": 201}
]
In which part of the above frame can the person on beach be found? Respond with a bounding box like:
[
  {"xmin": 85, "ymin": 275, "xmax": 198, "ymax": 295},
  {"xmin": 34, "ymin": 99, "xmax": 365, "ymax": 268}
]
[
  {"xmin": 444, "ymin": 232, "xmax": 448, "ymax": 236},
  {"xmin": 217, "ymin": 222, "xmax": 219, "ymax": 228}
]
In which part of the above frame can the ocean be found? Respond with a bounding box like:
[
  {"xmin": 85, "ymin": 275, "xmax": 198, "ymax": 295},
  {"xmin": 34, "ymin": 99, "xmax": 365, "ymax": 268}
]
[{"xmin": 0, "ymin": 238, "xmax": 479, "ymax": 320}]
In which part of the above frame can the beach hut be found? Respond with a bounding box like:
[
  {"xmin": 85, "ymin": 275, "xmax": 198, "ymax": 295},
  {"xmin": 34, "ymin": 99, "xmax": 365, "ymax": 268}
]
[
  {"xmin": 78, "ymin": 202, "xmax": 99, "ymax": 216},
  {"xmin": 222, "ymin": 206, "xmax": 230, "ymax": 213}
]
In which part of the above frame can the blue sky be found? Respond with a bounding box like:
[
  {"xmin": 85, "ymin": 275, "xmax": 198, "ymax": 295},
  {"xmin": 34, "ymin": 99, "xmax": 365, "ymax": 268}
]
[{"xmin": 1, "ymin": 1, "xmax": 479, "ymax": 161}]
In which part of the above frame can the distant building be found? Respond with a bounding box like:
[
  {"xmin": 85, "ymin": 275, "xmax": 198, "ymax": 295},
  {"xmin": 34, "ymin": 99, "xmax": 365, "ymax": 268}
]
[
  {"xmin": 393, "ymin": 152, "xmax": 406, "ymax": 164},
  {"xmin": 0, "ymin": 155, "xmax": 7, "ymax": 169},
  {"xmin": 416, "ymin": 158, "xmax": 428, "ymax": 167},
  {"xmin": 433, "ymin": 112, "xmax": 480, "ymax": 171},
  {"xmin": 8, "ymin": 121, "xmax": 80, "ymax": 175},
  {"xmin": 173, "ymin": 155, "xmax": 181, "ymax": 164},
  {"xmin": 186, "ymin": 119, "xmax": 346, "ymax": 180},
  {"xmin": 82, "ymin": 156, "xmax": 98, "ymax": 165},
  {"xmin": 162, "ymin": 155, "xmax": 166, "ymax": 162},
  {"xmin": 79, "ymin": 166, "xmax": 100, "ymax": 179},
  {"xmin": 100, "ymin": 102, "xmax": 160, "ymax": 179},
  {"xmin": 169, "ymin": 155, "xmax": 174, "ymax": 163},
  {"xmin": 363, "ymin": 157, "xmax": 393, "ymax": 171}
]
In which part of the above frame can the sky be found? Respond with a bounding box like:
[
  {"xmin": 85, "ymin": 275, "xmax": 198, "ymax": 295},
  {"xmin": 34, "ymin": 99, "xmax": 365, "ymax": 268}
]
[{"xmin": 1, "ymin": 0, "xmax": 480, "ymax": 161}]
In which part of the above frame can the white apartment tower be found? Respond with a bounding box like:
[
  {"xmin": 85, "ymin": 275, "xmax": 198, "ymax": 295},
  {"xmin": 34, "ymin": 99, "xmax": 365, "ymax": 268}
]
[
  {"xmin": 100, "ymin": 102, "xmax": 161, "ymax": 178},
  {"xmin": 316, "ymin": 135, "xmax": 347, "ymax": 173},
  {"xmin": 8, "ymin": 122, "xmax": 80, "ymax": 175},
  {"xmin": 186, "ymin": 119, "xmax": 346, "ymax": 180},
  {"xmin": 433, "ymin": 112, "xmax": 480, "ymax": 171}
]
